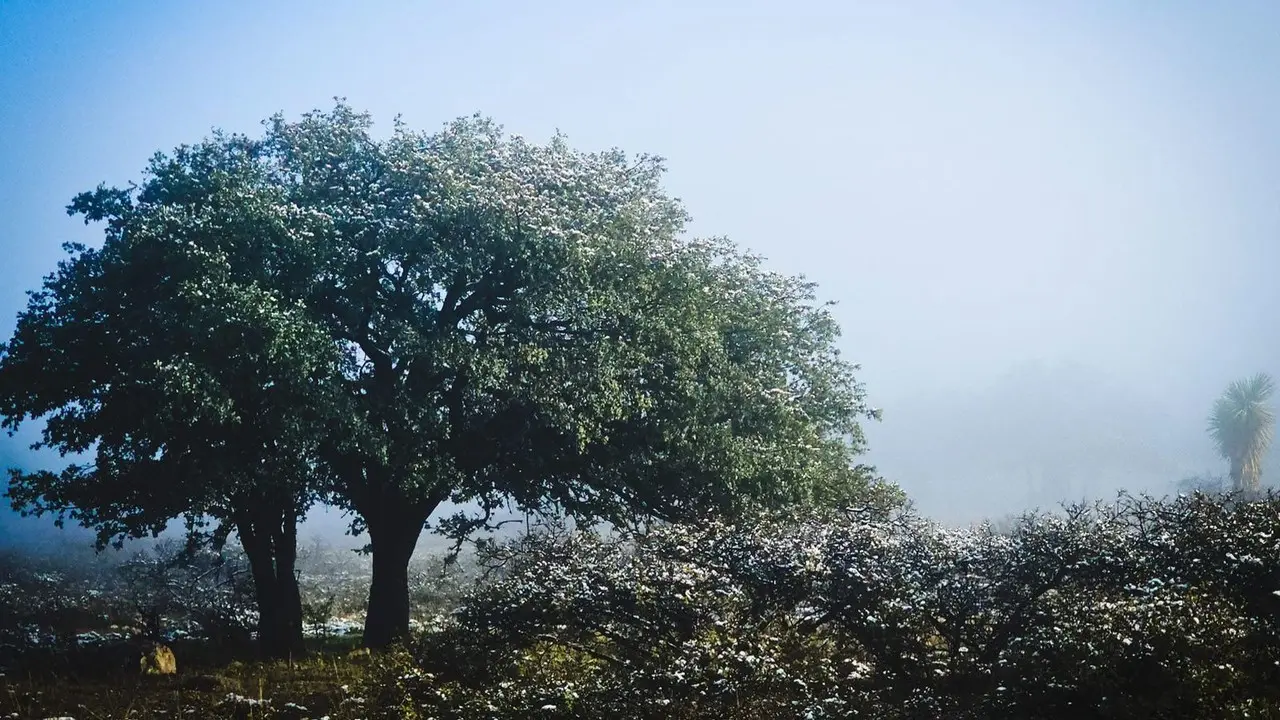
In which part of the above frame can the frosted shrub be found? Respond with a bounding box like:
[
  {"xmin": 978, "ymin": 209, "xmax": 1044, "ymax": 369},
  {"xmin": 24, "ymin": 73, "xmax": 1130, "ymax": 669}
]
[{"xmin": 360, "ymin": 494, "xmax": 1280, "ymax": 719}]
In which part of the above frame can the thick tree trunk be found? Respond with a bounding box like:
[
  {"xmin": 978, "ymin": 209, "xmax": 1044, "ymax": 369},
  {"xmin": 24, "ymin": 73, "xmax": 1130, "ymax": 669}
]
[
  {"xmin": 273, "ymin": 520, "xmax": 304, "ymax": 656},
  {"xmin": 238, "ymin": 507, "xmax": 306, "ymax": 660},
  {"xmin": 361, "ymin": 511, "xmax": 424, "ymax": 649},
  {"xmin": 248, "ymin": 553, "xmax": 285, "ymax": 655}
]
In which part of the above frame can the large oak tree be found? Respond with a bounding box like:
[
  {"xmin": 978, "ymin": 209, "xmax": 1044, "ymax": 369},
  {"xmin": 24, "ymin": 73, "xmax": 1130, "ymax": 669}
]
[{"xmin": 1, "ymin": 102, "xmax": 891, "ymax": 649}]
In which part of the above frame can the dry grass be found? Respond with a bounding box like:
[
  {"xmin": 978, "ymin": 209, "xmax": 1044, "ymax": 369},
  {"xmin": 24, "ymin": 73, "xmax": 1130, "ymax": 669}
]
[{"xmin": 1, "ymin": 637, "xmax": 368, "ymax": 720}]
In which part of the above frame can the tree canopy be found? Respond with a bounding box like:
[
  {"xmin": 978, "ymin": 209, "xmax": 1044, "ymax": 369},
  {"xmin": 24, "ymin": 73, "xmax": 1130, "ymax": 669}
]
[{"xmin": 0, "ymin": 101, "xmax": 895, "ymax": 648}]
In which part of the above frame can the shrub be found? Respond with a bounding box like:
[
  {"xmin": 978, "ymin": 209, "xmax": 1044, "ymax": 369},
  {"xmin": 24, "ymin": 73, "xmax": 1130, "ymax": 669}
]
[
  {"xmin": 360, "ymin": 495, "xmax": 1280, "ymax": 719},
  {"xmin": 116, "ymin": 538, "xmax": 257, "ymax": 644}
]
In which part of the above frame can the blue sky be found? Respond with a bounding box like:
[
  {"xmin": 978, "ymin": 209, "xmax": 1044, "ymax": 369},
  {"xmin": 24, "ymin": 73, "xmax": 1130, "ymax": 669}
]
[{"xmin": 3, "ymin": 1, "xmax": 1280, "ymax": 528}]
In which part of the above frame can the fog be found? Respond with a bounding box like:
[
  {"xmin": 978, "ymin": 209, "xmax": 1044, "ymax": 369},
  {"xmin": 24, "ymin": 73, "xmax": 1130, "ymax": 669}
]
[{"xmin": 3, "ymin": 1, "xmax": 1280, "ymax": 547}]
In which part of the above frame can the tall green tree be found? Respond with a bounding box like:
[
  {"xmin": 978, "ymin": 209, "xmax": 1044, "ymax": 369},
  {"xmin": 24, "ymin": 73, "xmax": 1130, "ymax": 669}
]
[
  {"xmin": 269, "ymin": 105, "xmax": 892, "ymax": 646},
  {"xmin": 0, "ymin": 136, "xmax": 337, "ymax": 658},
  {"xmin": 1208, "ymin": 373, "xmax": 1275, "ymax": 493},
  {"xmin": 3, "ymin": 102, "xmax": 894, "ymax": 649}
]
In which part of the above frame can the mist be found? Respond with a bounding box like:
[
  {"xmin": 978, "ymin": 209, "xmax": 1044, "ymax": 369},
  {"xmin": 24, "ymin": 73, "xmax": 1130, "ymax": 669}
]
[{"xmin": 3, "ymin": 1, "xmax": 1280, "ymax": 548}]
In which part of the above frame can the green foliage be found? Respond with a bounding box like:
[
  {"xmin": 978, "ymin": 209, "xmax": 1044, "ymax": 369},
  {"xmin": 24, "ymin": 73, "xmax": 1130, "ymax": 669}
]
[
  {"xmin": 1, "ymin": 100, "xmax": 891, "ymax": 646},
  {"xmin": 1208, "ymin": 372, "xmax": 1276, "ymax": 492},
  {"xmin": 359, "ymin": 494, "xmax": 1280, "ymax": 719},
  {"xmin": 0, "ymin": 128, "xmax": 346, "ymax": 656},
  {"xmin": 247, "ymin": 102, "xmax": 883, "ymax": 534},
  {"xmin": 0, "ymin": 139, "xmax": 338, "ymax": 542},
  {"xmin": 358, "ymin": 645, "xmax": 434, "ymax": 720}
]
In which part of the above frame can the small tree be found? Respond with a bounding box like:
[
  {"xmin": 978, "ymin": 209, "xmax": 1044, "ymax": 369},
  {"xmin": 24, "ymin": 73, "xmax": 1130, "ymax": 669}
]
[
  {"xmin": 0, "ymin": 136, "xmax": 339, "ymax": 658},
  {"xmin": 1208, "ymin": 373, "xmax": 1275, "ymax": 493}
]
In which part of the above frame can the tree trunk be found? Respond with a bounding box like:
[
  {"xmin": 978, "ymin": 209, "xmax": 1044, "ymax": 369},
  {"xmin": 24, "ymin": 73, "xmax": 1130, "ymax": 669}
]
[
  {"xmin": 361, "ymin": 511, "xmax": 425, "ymax": 649},
  {"xmin": 273, "ymin": 519, "xmax": 305, "ymax": 657},
  {"xmin": 247, "ymin": 550, "xmax": 284, "ymax": 655},
  {"xmin": 237, "ymin": 507, "xmax": 306, "ymax": 660}
]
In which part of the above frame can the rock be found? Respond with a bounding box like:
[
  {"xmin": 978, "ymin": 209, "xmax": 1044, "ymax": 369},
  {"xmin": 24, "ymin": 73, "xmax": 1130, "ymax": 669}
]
[
  {"xmin": 346, "ymin": 647, "xmax": 372, "ymax": 664},
  {"xmin": 139, "ymin": 642, "xmax": 177, "ymax": 675}
]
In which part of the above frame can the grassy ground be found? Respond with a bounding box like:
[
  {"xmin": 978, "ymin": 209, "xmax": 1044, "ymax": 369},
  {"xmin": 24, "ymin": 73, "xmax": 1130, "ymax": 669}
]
[
  {"xmin": 1, "ymin": 637, "xmax": 369, "ymax": 720},
  {"xmin": 0, "ymin": 535, "xmax": 481, "ymax": 718}
]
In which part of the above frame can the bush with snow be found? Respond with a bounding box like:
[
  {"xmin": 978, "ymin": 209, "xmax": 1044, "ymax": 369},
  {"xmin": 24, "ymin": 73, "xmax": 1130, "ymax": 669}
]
[{"xmin": 361, "ymin": 493, "xmax": 1280, "ymax": 719}]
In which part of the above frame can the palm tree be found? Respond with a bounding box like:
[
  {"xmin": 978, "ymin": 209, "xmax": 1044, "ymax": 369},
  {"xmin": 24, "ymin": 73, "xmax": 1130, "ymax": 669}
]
[{"xmin": 1207, "ymin": 373, "xmax": 1276, "ymax": 493}]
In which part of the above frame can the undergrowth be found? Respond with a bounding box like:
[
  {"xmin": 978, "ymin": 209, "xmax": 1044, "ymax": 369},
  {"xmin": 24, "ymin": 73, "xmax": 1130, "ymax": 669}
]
[{"xmin": 1, "ymin": 637, "xmax": 367, "ymax": 720}]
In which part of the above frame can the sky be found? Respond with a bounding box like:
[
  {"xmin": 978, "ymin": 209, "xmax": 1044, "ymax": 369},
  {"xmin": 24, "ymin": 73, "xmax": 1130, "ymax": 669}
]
[{"xmin": 3, "ymin": 0, "xmax": 1280, "ymax": 540}]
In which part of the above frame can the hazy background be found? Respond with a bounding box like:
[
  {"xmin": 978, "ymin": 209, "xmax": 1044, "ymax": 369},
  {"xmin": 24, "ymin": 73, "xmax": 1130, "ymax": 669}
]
[{"xmin": 3, "ymin": 0, "xmax": 1278, "ymax": 547}]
